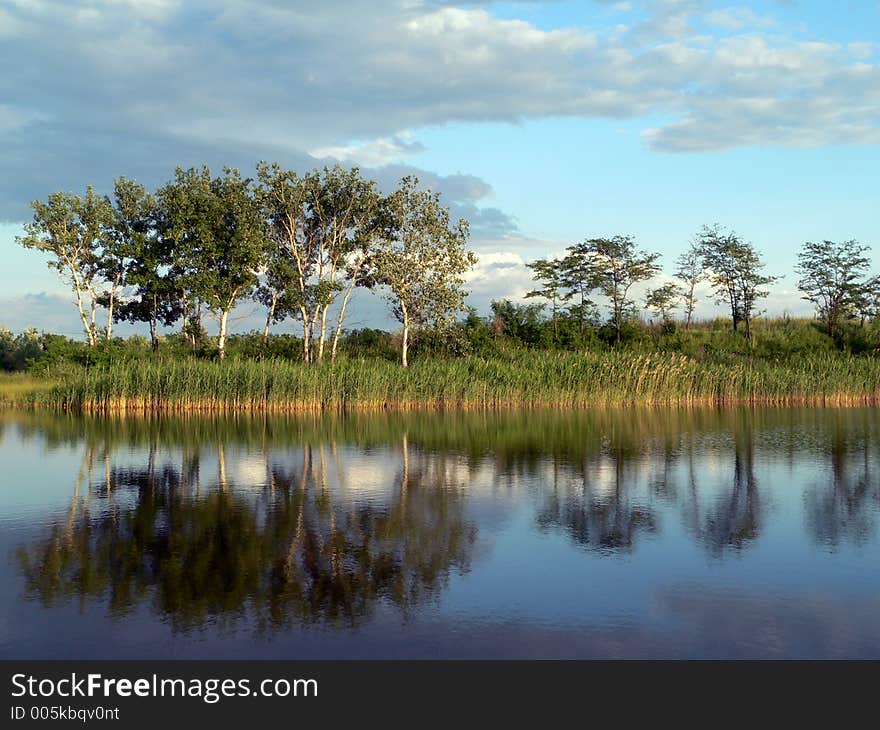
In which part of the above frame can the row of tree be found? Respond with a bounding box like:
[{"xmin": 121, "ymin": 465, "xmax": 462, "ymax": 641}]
[
  {"xmin": 18, "ymin": 162, "xmax": 879, "ymax": 362},
  {"xmin": 524, "ymin": 228, "xmax": 879, "ymax": 343},
  {"xmin": 18, "ymin": 165, "xmax": 475, "ymax": 365}
]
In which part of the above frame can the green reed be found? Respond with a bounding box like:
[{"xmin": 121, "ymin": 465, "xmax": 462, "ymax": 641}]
[{"xmin": 14, "ymin": 350, "xmax": 880, "ymax": 413}]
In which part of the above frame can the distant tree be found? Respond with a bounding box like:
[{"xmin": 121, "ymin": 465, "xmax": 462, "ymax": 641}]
[
  {"xmin": 697, "ymin": 224, "xmax": 776, "ymax": 340},
  {"xmin": 371, "ymin": 177, "xmax": 475, "ymax": 367},
  {"xmin": 559, "ymin": 241, "xmax": 599, "ymax": 337},
  {"xmin": 852, "ymin": 275, "xmax": 880, "ymax": 327},
  {"xmin": 796, "ymin": 239, "xmax": 872, "ymax": 337},
  {"xmin": 644, "ymin": 282, "xmax": 683, "ymax": 326},
  {"xmin": 674, "ymin": 242, "xmax": 704, "ymax": 330},
  {"xmin": 525, "ymin": 257, "xmax": 565, "ymax": 342},
  {"xmin": 17, "ymin": 187, "xmax": 115, "ymax": 347},
  {"xmin": 581, "ymin": 236, "xmax": 660, "ymax": 344},
  {"xmin": 159, "ymin": 167, "xmax": 266, "ymax": 361},
  {"xmin": 490, "ymin": 299, "xmax": 547, "ymax": 346}
]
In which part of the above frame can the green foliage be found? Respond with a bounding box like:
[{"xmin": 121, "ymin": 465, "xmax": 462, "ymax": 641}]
[
  {"xmin": 796, "ymin": 239, "xmax": 873, "ymax": 337},
  {"xmin": 697, "ymin": 224, "xmax": 777, "ymax": 338}
]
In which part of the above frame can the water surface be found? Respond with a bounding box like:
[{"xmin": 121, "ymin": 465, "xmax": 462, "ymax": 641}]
[{"xmin": 1, "ymin": 408, "xmax": 878, "ymax": 659}]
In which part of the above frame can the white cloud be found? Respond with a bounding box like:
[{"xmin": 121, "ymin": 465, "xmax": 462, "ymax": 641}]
[
  {"xmin": 1, "ymin": 0, "xmax": 876, "ymax": 216},
  {"xmin": 312, "ymin": 135, "xmax": 425, "ymax": 166}
]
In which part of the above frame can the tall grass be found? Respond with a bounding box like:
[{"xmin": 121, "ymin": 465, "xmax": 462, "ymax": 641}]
[
  {"xmin": 0, "ymin": 373, "xmax": 56, "ymax": 404},
  {"xmin": 15, "ymin": 350, "xmax": 880, "ymax": 413}
]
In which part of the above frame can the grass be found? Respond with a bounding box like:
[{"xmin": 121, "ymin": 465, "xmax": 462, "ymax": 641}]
[
  {"xmin": 7, "ymin": 350, "xmax": 880, "ymax": 413},
  {"xmin": 0, "ymin": 373, "xmax": 56, "ymax": 404}
]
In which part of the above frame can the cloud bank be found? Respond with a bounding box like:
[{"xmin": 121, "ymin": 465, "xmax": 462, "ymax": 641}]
[{"xmin": 0, "ymin": 0, "xmax": 877, "ymax": 221}]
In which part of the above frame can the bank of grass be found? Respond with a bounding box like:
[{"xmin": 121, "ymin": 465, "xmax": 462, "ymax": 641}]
[
  {"xmin": 0, "ymin": 372, "xmax": 56, "ymax": 404},
  {"xmin": 13, "ymin": 350, "xmax": 880, "ymax": 413}
]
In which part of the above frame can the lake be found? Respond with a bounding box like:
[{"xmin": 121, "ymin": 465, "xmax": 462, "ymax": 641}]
[{"xmin": 1, "ymin": 407, "xmax": 878, "ymax": 659}]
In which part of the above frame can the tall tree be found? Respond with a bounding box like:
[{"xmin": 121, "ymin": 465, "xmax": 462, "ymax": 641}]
[
  {"xmin": 674, "ymin": 242, "xmax": 704, "ymax": 330},
  {"xmin": 17, "ymin": 187, "xmax": 114, "ymax": 346},
  {"xmin": 112, "ymin": 177, "xmax": 182, "ymax": 352},
  {"xmin": 303, "ymin": 166, "xmax": 382, "ymax": 363},
  {"xmin": 256, "ymin": 162, "xmax": 315, "ymax": 362},
  {"xmin": 371, "ymin": 177, "xmax": 475, "ymax": 367},
  {"xmin": 795, "ymin": 239, "xmax": 872, "ymax": 337},
  {"xmin": 582, "ymin": 236, "xmax": 660, "ymax": 344},
  {"xmin": 559, "ymin": 241, "xmax": 599, "ymax": 337},
  {"xmin": 159, "ymin": 167, "xmax": 266, "ymax": 361},
  {"xmin": 697, "ymin": 224, "xmax": 776, "ymax": 339},
  {"xmin": 525, "ymin": 257, "xmax": 565, "ymax": 342}
]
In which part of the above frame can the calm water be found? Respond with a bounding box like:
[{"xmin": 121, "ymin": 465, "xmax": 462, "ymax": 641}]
[{"xmin": 1, "ymin": 408, "xmax": 878, "ymax": 659}]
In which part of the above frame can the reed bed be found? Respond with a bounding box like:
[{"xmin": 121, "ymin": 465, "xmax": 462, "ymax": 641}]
[
  {"xmin": 0, "ymin": 373, "xmax": 57, "ymax": 404},
  {"xmin": 15, "ymin": 351, "xmax": 880, "ymax": 413}
]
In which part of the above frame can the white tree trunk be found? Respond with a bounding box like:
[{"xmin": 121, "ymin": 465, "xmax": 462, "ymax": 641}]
[
  {"xmin": 316, "ymin": 304, "xmax": 329, "ymax": 363},
  {"xmin": 401, "ymin": 307, "xmax": 410, "ymax": 368},
  {"xmin": 299, "ymin": 305, "xmax": 310, "ymax": 363},
  {"xmin": 218, "ymin": 309, "xmax": 229, "ymax": 362},
  {"xmin": 330, "ymin": 284, "xmax": 356, "ymax": 363},
  {"xmin": 262, "ymin": 295, "xmax": 277, "ymax": 353}
]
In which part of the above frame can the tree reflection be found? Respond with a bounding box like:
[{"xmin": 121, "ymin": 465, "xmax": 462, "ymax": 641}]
[
  {"xmin": 18, "ymin": 435, "xmax": 476, "ymax": 632},
  {"xmin": 535, "ymin": 446, "xmax": 657, "ymax": 554},
  {"xmin": 805, "ymin": 422, "xmax": 880, "ymax": 548},
  {"xmin": 700, "ymin": 428, "xmax": 762, "ymax": 555}
]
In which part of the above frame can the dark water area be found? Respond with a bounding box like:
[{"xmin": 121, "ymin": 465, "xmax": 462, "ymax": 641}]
[{"xmin": 1, "ymin": 407, "xmax": 878, "ymax": 659}]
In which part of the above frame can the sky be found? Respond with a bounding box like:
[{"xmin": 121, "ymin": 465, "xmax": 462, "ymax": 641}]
[{"xmin": 1, "ymin": 0, "xmax": 879, "ymax": 336}]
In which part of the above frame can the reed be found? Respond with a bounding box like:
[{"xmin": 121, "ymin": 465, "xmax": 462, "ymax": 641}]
[
  {"xmin": 0, "ymin": 373, "xmax": 56, "ymax": 404},
  {"xmin": 12, "ymin": 351, "xmax": 880, "ymax": 413}
]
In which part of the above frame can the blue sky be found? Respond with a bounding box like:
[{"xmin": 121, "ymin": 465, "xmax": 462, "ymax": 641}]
[{"xmin": 1, "ymin": 0, "xmax": 879, "ymax": 335}]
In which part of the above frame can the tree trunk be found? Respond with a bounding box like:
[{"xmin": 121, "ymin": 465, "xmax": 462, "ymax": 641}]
[
  {"xmin": 105, "ymin": 274, "xmax": 121, "ymax": 341},
  {"xmin": 401, "ymin": 306, "xmax": 410, "ymax": 368},
  {"xmin": 218, "ymin": 309, "xmax": 229, "ymax": 362},
  {"xmin": 299, "ymin": 305, "xmax": 311, "ymax": 363},
  {"xmin": 316, "ymin": 304, "xmax": 329, "ymax": 363},
  {"xmin": 262, "ymin": 295, "xmax": 277, "ymax": 355},
  {"xmin": 74, "ymin": 287, "xmax": 96, "ymax": 347},
  {"xmin": 89, "ymin": 298, "xmax": 99, "ymax": 346},
  {"xmin": 685, "ymin": 285, "xmax": 695, "ymax": 330},
  {"xmin": 150, "ymin": 295, "xmax": 159, "ymax": 353},
  {"xmin": 330, "ymin": 294, "xmax": 352, "ymax": 363},
  {"xmin": 105, "ymin": 299, "xmax": 114, "ymax": 341}
]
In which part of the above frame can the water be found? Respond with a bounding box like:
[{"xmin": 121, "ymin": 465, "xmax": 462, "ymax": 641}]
[{"xmin": 1, "ymin": 408, "xmax": 878, "ymax": 659}]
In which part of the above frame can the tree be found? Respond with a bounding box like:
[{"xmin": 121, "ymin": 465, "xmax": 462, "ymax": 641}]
[
  {"xmin": 852, "ymin": 275, "xmax": 880, "ymax": 327},
  {"xmin": 252, "ymin": 236, "xmax": 298, "ymax": 355},
  {"xmin": 559, "ymin": 241, "xmax": 599, "ymax": 338},
  {"xmin": 490, "ymin": 299, "xmax": 546, "ymax": 346},
  {"xmin": 109, "ymin": 177, "xmax": 182, "ymax": 352},
  {"xmin": 644, "ymin": 282, "xmax": 682, "ymax": 326},
  {"xmin": 674, "ymin": 243, "xmax": 704, "ymax": 330},
  {"xmin": 255, "ymin": 162, "xmax": 320, "ymax": 363},
  {"xmin": 302, "ymin": 166, "xmax": 382, "ymax": 363},
  {"xmin": 582, "ymin": 236, "xmax": 660, "ymax": 344},
  {"xmin": 525, "ymin": 257, "xmax": 565, "ymax": 342},
  {"xmin": 159, "ymin": 167, "xmax": 266, "ymax": 361},
  {"xmin": 697, "ymin": 224, "xmax": 776, "ymax": 340},
  {"xmin": 796, "ymin": 239, "xmax": 872, "ymax": 337},
  {"xmin": 371, "ymin": 177, "xmax": 475, "ymax": 367},
  {"xmin": 17, "ymin": 187, "xmax": 115, "ymax": 347}
]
